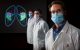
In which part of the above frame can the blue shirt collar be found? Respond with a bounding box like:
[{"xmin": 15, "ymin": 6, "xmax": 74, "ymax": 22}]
[{"xmin": 53, "ymin": 21, "xmax": 66, "ymax": 40}]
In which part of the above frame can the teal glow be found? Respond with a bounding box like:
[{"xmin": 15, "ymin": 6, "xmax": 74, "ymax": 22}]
[
  {"xmin": 20, "ymin": 12, "xmax": 26, "ymax": 21},
  {"xmin": 5, "ymin": 12, "xmax": 12, "ymax": 21},
  {"xmin": 5, "ymin": 5, "xmax": 27, "ymax": 27}
]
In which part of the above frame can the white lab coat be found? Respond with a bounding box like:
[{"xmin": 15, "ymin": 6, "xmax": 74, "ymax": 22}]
[
  {"xmin": 27, "ymin": 17, "xmax": 36, "ymax": 44},
  {"xmin": 33, "ymin": 18, "xmax": 49, "ymax": 50},
  {"xmin": 45, "ymin": 21, "xmax": 80, "ymax": 50}
]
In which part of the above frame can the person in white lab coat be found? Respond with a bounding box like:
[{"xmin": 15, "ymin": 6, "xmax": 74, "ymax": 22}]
[
  {"xmin": 27, "ymin": 10, "xmax": 35, "ymax": 44},
  {"xmin": 33, "ymin": 10, "xmax": 49, "ymax": 50},
  {"xmin": 45, "ymin": 1, "xmax": 80, "ymax": 50}
]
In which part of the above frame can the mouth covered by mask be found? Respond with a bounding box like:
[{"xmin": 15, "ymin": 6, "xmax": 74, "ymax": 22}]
[
  {"xmin": 51, "ymin": 13, "xmax": 64, "ymax": 24},
  {"xmin": 28, "ymin": 13, "xmax": 33, "ymax": 18},
  {"xmin": 34, "ymin": 14, "xmax": 40, "ymax": 20}
]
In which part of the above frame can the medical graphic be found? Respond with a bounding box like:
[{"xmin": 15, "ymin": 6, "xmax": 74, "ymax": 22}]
[{"xmin": 5, "ymin": 5, "xmax": 27, "ymax": 27}]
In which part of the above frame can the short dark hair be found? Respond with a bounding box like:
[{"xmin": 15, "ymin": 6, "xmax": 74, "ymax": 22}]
[
  {"xmin": 48, "ymin": 1, "xmax": 65, "ymax": 11},
  {"xmin": 28, "ymin": 9, "xmax": 33, "ymax": 13},
  {"xmin": 34, "ymin": 9, "xmax": 42, "ymax": 14}
]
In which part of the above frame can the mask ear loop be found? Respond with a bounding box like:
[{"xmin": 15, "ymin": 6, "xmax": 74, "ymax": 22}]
[
  {"xmin": 16, "ymin": 5, "xmax": 27, "ymax": 27},
  {"xmin": 5, "ymin": 5, "xmax": 15, "ymax": 27}
]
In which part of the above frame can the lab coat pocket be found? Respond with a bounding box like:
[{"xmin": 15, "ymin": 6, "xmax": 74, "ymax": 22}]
[{"xmin": 63, "ymin": 34, "xmax": 74, "ymax": 50}]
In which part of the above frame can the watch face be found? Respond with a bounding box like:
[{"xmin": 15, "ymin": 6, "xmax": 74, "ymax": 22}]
[{"xmin": 5, "ymin": 5, "xmax": 27, "ymax": 27}]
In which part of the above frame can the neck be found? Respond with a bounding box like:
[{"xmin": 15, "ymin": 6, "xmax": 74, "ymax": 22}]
[
  {"xmin": 53, "ymin": 20, "xmax": 65, "ymax": 29},
  {"xmin": 55, "ymin": 24, "xmax": 60, "ymax": 29}
]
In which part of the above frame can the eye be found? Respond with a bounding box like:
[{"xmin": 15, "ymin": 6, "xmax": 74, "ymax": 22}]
[
  {"xmin": 51, "ymin": 11, "xmax": 55, "ymax": 14},
  {"xmin": 57, "ymin": 9, "xmax": 62, "ymax": 13},
  {"xmin": 34, "ymin": 13, "xmax": 39, "ymax": 15}
]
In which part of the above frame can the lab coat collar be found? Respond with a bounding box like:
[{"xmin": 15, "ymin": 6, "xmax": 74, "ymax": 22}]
[{"xmin": 60, "ymin": 21, "xmax": 69, "ymax": 34}]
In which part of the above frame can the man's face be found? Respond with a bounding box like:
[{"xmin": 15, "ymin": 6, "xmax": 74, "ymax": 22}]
[
  {"xmin": 50, "ymin": 4, "xmax": 63, "ymax": 14},
  {"xmin": 29, "ymin": 11, "xmax": 33, "ymax": 16},
  {"xmin": 34, "ymin": 11, "xmax": 40, "ymax": 17},
  {"xmin": 28, "ymin": 11, "xmax": 33, "ymax": 18},
  {"xmin": 50, "ymin": 4, "xmax": 65, "ymax": 24}
]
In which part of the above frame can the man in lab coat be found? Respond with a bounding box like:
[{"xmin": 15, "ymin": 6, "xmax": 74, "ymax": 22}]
[
  {"xmin": 45, "ymin": 1, "xmax": 80, "ymax": 50},
  {"xmin": 27, "ymin": 10, "xmax": 35, "ymax": 44},
  {"xmin": 33, "ymin": 10, "xmax": 49, "ymax": 50}
]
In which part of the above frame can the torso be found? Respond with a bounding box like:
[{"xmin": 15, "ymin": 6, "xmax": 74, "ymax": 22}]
[{"xmin": 45, "ymin": 22, "xmax": 79, "ymax": 50}]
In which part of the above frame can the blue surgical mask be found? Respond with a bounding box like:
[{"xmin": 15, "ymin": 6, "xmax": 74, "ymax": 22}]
[
  {"xmin": 51, "ymin": 13, "xmax": 64, "ymax": 24},
  {"xmin": 28, "ymin": 13, "xmax": 32, "ymax": 18}
]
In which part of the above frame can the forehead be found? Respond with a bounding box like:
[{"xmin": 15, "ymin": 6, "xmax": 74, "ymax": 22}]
[
  {"xmin": 50, "ymin": 4, "xmax": 62, "ymax": 11},
  {"xmin": 34, "ymin": 11, "xmax": 39, "ymax": 13},
  {"xmin": 29, "ymin": 11, "xmax": 32, "ymax": 13}
]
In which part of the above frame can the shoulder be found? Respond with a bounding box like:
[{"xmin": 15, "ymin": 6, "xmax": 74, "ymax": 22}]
[
  {"xmin": 68, "ymin": 23, "xmax": 80, "ymax": 36},
  {"xmin": 39, "ymin": 19, "xmax": 46, "ymax": 24},
  {"xmin": 69, "ymin": 23, "xmax": 80, "ymax": 32},
  {"xmin": 39, "ymin": 18, "xmax": 48, "ymax": 26}
]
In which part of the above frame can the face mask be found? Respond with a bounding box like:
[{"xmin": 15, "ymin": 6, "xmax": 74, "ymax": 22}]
[
  {"xmin": 28, "ymin": 13, "xmax": 32, "ymax": 18},
  {"xmin": 34, "ymin": 14, "xmax": 39, "ymax": 20},
  {"xmin": 51, "ymin": 13, "xmax": 64, "ymax": 24}
]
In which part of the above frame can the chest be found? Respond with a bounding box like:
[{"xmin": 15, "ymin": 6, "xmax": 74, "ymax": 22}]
[
  {"xmin": 52, "ymin": 30, "xmax": 74, "ymax": 50},
  {"xmin": 33, "ymin": 22, "xmax": 42, "ymax": 32}
]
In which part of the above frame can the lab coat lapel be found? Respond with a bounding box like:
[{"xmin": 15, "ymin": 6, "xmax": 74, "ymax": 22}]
[
  {"xmin": 52, "ymin": 21, "xmax": 69, "ymax": 49},
  {"xmin": 60, "ymin": 21, "xmax": 69, "ymax": 34},
  {"xmin": 47, "ymin": 28, "xmax": 54, "ymax": 50}
]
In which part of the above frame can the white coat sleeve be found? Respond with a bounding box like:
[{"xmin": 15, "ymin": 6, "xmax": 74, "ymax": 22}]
[
  {"xmin": 40, "ymin": 21, "xmax": 49, "ymax": 42},
  {"xmin": 78, "ymin": 29, "xmax": 80, "ymax": 50},
  {"xmin": 72, "ymin": 28, "xmax": 80, "ymax": 50},
  {"xmin": 38, "ymin": 21, "xmax": 49, "ymax": 48},
  {"xmin": 42, "ymin": 22, "xmax": 49, "ymax": 34},
  {"xmin": 75, "ymin": 29, "xmax": 80, "ymax": 50}
]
